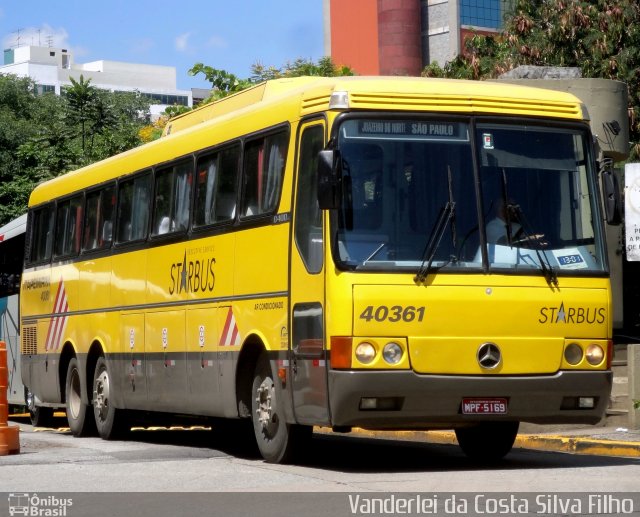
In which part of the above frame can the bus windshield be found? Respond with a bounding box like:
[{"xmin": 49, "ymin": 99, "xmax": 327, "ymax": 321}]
[{"xmin": 333, "ymin": 117, "xmax": 606, "ymax": 276}]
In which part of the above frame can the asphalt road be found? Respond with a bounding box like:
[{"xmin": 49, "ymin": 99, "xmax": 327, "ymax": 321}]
[{"xmin": 2, "ymin": 416, "xmax": 640, "ymax": 516}]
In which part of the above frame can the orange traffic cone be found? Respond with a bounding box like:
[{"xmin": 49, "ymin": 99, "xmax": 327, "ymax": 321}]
[{"xmin": 0, "ymin": 341, "xmax": 20, "ymax": 455}]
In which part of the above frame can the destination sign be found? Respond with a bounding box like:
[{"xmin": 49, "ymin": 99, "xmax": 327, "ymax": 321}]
[{"xmin": 352, "ymin": 120, "xmax": 469, "ymax": 141}]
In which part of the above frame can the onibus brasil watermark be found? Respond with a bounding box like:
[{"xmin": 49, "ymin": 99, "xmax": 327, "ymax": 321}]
[{"xmin": 8, "ymin": 494, "xmax": 72, "ymax": 517}]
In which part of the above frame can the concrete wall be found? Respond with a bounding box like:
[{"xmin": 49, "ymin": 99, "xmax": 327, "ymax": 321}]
[
  {"xmin": 629, "ymin": 344, "xmax": 640, "ymax": 429},
  {"xmin": 328, "ymin": 0, "xmax": 380, "ymax": 74},
  {"xmin": 425, "ymin": 0, "xmax": 452, "ymax": 66}
]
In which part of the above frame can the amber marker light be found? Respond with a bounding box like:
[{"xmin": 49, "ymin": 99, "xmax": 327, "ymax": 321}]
[{"xmin": 330, "ymin": 337, "xmax": 353, "ymax": 369}]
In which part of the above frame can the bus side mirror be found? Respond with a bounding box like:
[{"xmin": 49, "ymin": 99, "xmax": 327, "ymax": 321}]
[
  {"xmin": 600, "ymin": 160, "xmax": 622, "ymax": 225},
  {"xmin": 317, "ymin": 149, "xmax": 342, "ymax": 210}
]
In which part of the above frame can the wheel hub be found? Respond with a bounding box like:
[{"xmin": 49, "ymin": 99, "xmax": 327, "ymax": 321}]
[
  {"xmin": 94, "ymin": 370, "xmax": 110, "ymax": 421},
  {"xmin": 255, "ymin": 378, "xmax": 277, "ymax": 433}
]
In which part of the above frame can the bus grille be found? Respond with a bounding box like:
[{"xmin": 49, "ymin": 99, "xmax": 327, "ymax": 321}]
[{"xmin": 21, "ymin": 326, "xmax": 37, "ymax": 355}]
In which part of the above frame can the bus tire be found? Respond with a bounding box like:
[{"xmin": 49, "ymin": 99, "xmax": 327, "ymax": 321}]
[
  {"xmin": 251, "ymin": 352, "xmax": 310, "ymax": 463},
  {"xmin": 455, "ymin": 421, "xmax": 519, "ymax": 462},
  {"xmin": 93, "ymin": 356, "xmax": 127, "ymax": 440},
  {"xmin": 25, "ymin": 387, "xmax": 54, "ymax": 428},
  {"xmin": 65, "ymin": 357, "xmax": 96, "ymax": 437}
]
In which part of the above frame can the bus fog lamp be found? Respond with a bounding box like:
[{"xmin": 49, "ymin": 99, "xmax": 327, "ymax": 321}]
[
  {"xmin": 383, "ymin": 342, "xmax": 403, "ymax": 365},
  {"xmin": 355, "ymin": 342, "xmax": 376, "ymax": 364},
  {"xmin": 578, "ymin": 397, "xmax": 595, "ymax": 409},
  {"xmin": 360, "ymin": 398, "xmax": 378, "ymax": 410},
  {"xmin": 564, "ymin": 343, "xmax": 583, "ymax": 365},
  {"xmin": 585, "ymin": 344, "xmax": 604, "ymax": 365}
]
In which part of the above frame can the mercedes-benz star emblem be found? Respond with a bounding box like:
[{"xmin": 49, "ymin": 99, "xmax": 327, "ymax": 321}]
[{"xmin": 477, "ymin": 342, "xmax": 501, "ymax": 369}]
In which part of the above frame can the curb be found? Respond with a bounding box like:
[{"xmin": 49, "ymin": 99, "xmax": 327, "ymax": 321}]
[{"xmin": 315, "ymin": 427, "xmax": 640, "ymax": 459}]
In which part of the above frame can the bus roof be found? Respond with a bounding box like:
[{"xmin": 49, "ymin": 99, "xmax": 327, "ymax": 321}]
[
  {"xmin": 0, "ymin": 214, "xmax": 27, "ymax": 242},
  {"xmin": 28, "ymin": 76, "xmax": 586, "ymax": 208},
  {"xmin": 163, "ymin": 75, "xmax": 586, "ymax": 136}
]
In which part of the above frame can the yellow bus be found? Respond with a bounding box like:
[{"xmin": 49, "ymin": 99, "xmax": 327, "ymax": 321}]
[{"xmin": 21, "ymin": 76, "xmax": 616, "ymax": 463}]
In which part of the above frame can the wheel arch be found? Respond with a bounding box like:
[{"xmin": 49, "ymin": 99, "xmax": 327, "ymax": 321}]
[
  {"xmin": 235, "ymin": 334, "xmax": 266, "ymax": 418},
  {"xmin": 58, "ymin": 341, "xmax": 78, "ymax": 404}
]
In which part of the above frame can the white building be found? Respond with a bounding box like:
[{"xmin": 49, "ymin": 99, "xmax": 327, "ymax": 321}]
[{"xmin": 1, "ymin": 45, "xmax": 192, "ymax": 118}]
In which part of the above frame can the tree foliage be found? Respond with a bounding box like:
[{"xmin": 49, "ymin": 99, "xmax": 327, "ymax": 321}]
[
  {"xmin": 423, "ymin": 0, "xmax": 640, "ymax": 156},
  {"xmin": 250, "ymin": 56, "xmax": 354, "ymax": 82},
  {"xmin": 0, "ymin": 73, "xmax": 152, "ymax": 224},
  {"xmin": 189, "ymin": 56, "xmax": 354, "ymax": 103}
]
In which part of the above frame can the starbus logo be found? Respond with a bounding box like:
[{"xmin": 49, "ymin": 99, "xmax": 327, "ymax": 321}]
[
  {"xmin": 8, "ymin": 493, "xmax": 73, "ymax": 517},
  {"xmin": 169, "ymin": 250, "xmax": 216, "ymax": 295},
  {"xmin": 538, "ymin": 302, "xmax": 606, "ymax": 325}
]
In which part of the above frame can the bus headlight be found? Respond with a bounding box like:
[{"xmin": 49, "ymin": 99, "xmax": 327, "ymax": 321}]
[
  {"xmin": 382, "ymin": 342, "xmax": 403, "ymax": 365},
  {"xmin": 586, "ymin": 344, "xmax": 604, "ymax": 366},
  {"xmin": 564, "ymin": 343, "xmax": 583, "ymax": 365},
  {"xmin": 355, "ymin": 342, "xmax": 376, "ymax": 364}
]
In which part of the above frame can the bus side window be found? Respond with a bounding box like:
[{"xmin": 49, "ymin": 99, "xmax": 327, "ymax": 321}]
[
  {"xmin": 217, "ymin": 146, "xmax": 240, "ymax": 221},
  {"xmin": 152, "ymin": 161, "xmax": 193, "ymax": 236},
  {"xmin": 241, "ymin": 131, "xmax": 288, "ymax": 218},
  {"xmin": 54, "ymin": 195, "xmax": 83, "ymax": 258},
  {"xmin": 29, "ymin": 204, "xmax": 55, "ymax": 264},
  {"xmin": 294, "ymin": 125, "xmax": 324, "ymax": 273},
  {"xmin": 83, "ymin": 184, "xmax": 115, "ymax": 251},
  {"xmin": 194, "ymin": 145, "xmax": 240, "ymax": 228},
  {"xmin": 195, "ymin": 154, "xmax": 218, "ymax": 227},
  {"xmin": 117, "ymin": 173, "xmax": 151, "ymax": 244}
]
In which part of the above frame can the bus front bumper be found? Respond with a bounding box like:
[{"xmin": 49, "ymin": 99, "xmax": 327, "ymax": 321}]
[{"xmin": 328, "ymin": 369, "xmax": 612, "ymax": 429}]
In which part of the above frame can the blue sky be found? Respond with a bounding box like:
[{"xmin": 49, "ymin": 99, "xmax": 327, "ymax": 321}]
[{"xmin": 0, "ymin": 1, "xmax": 326, "ymax": 91}]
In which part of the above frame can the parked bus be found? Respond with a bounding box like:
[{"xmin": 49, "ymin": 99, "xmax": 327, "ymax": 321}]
[
  {"xmin": 20, "ymin": 76, "xmax": 616, "ymax": 462},
  {"xmin": 0, "ymin": 214, "xmax": 26, "ymax": 410}
]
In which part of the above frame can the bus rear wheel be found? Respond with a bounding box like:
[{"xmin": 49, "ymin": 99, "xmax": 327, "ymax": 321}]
[
  {"xmin": 251, "ymin": 352, "xmax": 310, "ymax": 463},
  {"xmin": 455, "ymin": 421, "xmax": 519, "ymax": 462},
  {"xmin": 66, "ymin": 357, "xmax": 96, "ymax": 436},
  {"xmin": 93, "ymin": 356, "xmax": 127, "ymax": 439}
]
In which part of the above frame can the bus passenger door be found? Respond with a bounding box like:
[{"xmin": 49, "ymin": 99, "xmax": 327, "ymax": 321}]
[{"xmin": 289, "ymin": 121, "xmax": 330, "ymax": 425}]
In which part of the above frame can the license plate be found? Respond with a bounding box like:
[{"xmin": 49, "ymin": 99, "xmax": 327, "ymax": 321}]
[{"xmin": 462, "ymin": 398, "xmax": 508, "ymax": 415}]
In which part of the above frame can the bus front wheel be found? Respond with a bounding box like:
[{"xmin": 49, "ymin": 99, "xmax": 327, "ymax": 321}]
[
  {"xmin": 25, "ymin": 387, "xmax": 54, "ymax": 428},
  {"xmin": 455, "ymin": 421, "xmax": 519, "ymax": 462},
  {"xmin": 66, "ymin": 357, "xmax": 96, "ymax": 436},
  {"xmin": 93, "ymin": 356, "xmax": 127, "ymax": 439},
  {"xmin": 251, "ymin": 352, "xmax": 310, "ymax": 463}
]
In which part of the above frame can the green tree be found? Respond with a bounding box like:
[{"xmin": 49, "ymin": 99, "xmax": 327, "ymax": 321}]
[
  {"xmin": 423, "ymin": 0, "xmax": 640, "ymax": 156},
  {"xmin": 188, "ymin": 65, "xmax": 252, "ymax": 100},
  {"xmin": 250, "ymin": 56, "xmax": 354, "ymax": 82},
  {"xmin": 64, "ymin": 74, "xmax": 98, "ymax": 156},
  {"xmin": 87, "ymin": 90, "xmax": 151, "ymax": 160},
  {"xmin": 189, "ymin": 56, "xmax": 354, "ymax": 103},
  {"xmin": 0, "ymin": 75, "xmax": 65, "ymax": 223},
  {"xmin": 0, "ymin": 73, "xmax": 152, "ymax": 224}
]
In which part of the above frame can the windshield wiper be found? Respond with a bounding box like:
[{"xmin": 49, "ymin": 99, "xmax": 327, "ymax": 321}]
[
  {"xmin": 500, "ymin": 169, "xmax": 557, "ymax": 288},
  {"xmin": 509, "ymin": 203, "xmax": 558, "ymax": 288},
  {"xmin": 414, "ymin": 167, "xmax": 457, "ymax": 284}
]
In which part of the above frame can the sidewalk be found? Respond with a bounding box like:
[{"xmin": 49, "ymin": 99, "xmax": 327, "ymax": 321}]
[
  {"xmin": 320, "ymin": 424, "xmax": 640, "ymax": 458},
  {"xmin": 11, "ymin": 412, "xmax": 640, "ymax": 458}
]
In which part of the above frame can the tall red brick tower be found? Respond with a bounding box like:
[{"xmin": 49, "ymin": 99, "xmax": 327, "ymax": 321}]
[
  {"xmin": 326, "ymin": 0, "xmax": 422, "ymax": 76},
  {"xmin": 377, "ymin": 0, "xmax": 422, "ymax": 75}
]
